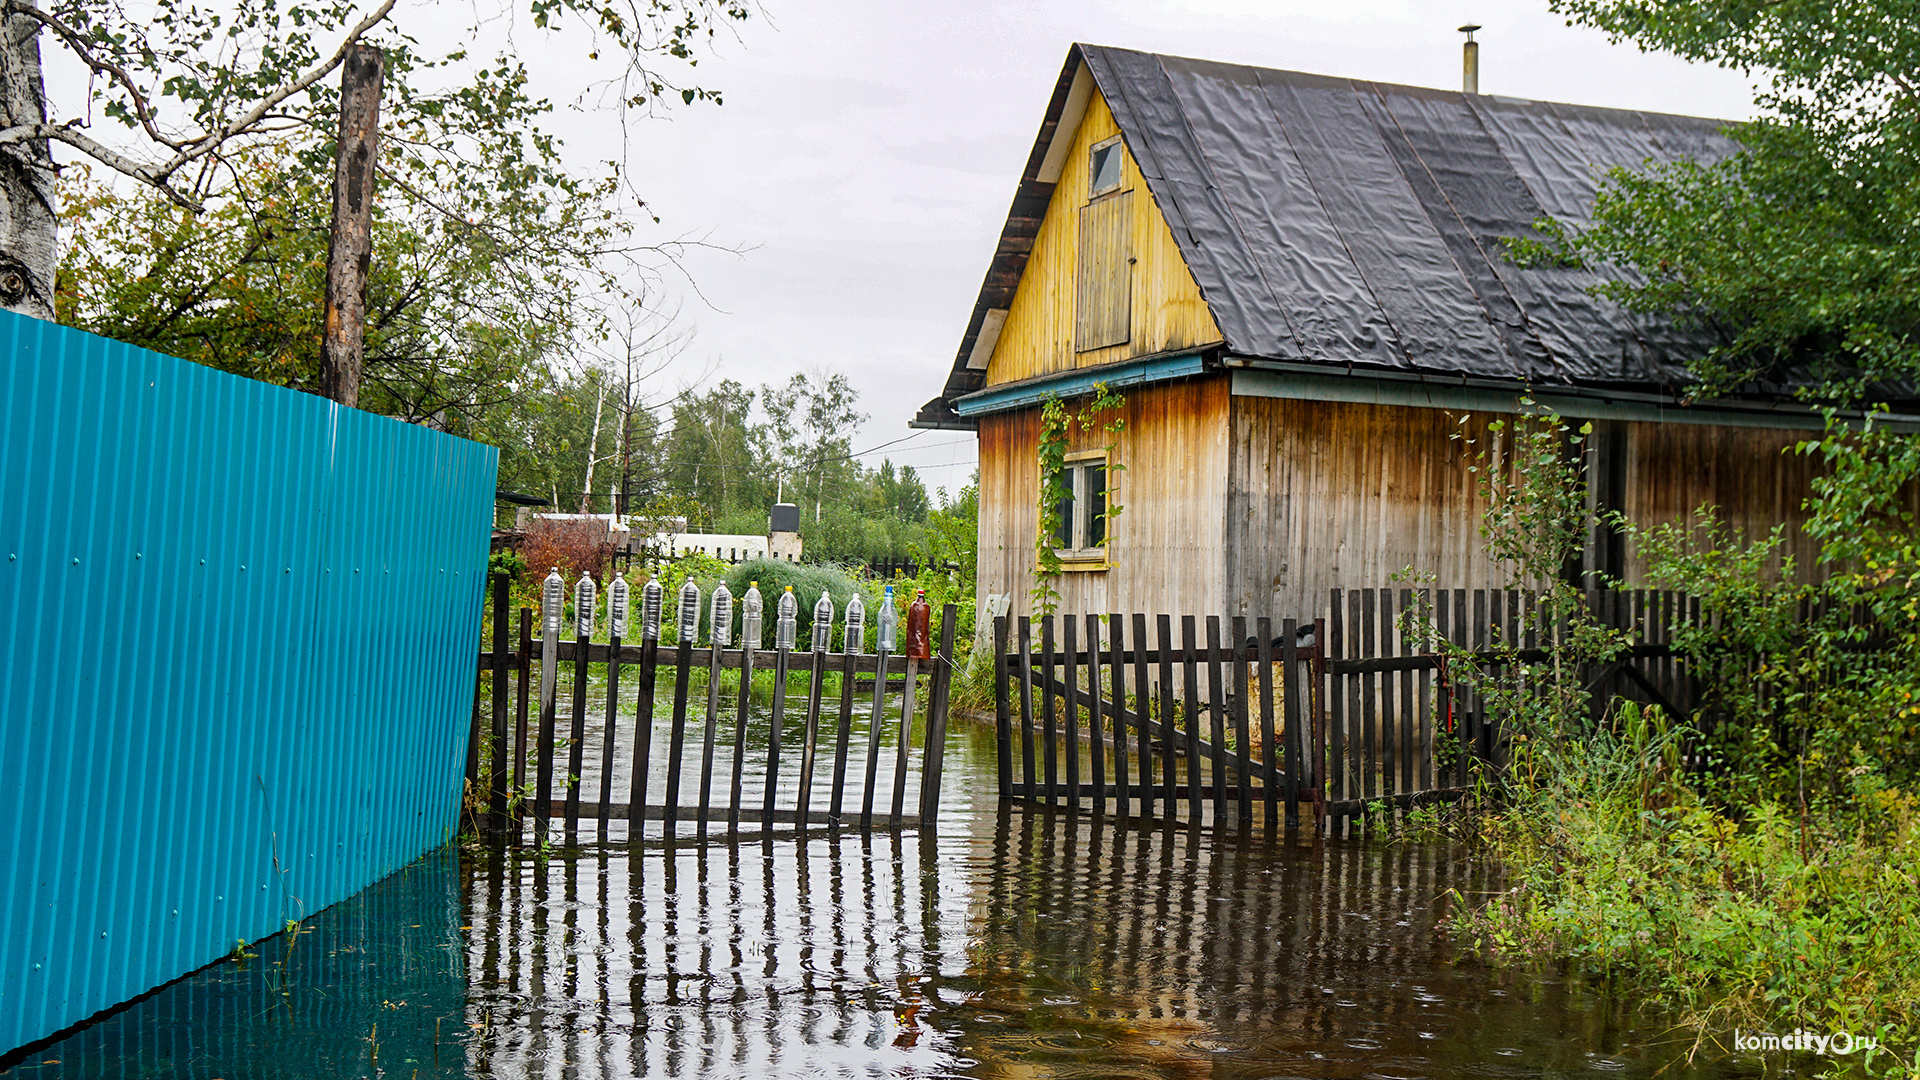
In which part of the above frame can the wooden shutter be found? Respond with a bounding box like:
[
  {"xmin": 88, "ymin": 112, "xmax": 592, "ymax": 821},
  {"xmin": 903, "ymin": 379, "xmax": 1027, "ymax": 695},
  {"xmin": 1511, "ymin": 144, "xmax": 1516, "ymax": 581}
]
[{"xmin": 1075, "ymin": 192, "xmax": 1132, "ymax": 352}]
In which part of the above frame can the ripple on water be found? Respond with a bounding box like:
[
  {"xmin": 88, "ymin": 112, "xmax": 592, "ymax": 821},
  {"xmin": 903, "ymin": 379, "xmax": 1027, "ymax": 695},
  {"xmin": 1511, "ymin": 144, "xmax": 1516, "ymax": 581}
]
[
  {"xmin": 1023, "ymin": 1030, "xmax": 1115, "ymax": 1055},
  {"xmin": 1460, "ymin": 1061, "xmax": 1548, "ymax": 1078},
  {"xmin": 1362, "ymin": 1061, "xmax": 1439, "ymax": 1080}
]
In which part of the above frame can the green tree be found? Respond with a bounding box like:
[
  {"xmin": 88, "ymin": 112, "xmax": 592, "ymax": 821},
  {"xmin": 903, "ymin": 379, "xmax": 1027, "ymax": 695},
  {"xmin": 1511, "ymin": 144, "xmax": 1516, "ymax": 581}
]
[
  {"xmin": 1519, "ymin": 0, "xmax": 1920, "ymax": 790},
  {"xmin": 661, "ymin": 379, "xmax": 765, "ymax": 524},
  {"xmin": 6, "ymin": 0, "xmax": 753, "ymax": 322},
  {"xmin": 865, "ymin": 460, "xmax": 930, "ymax": 523},
  {"xmin": 1526, "ymin": 2, "xmax": 1920, "ymax": 402},
  {"xmin": 762, "ymin": 369, "xmax": 866, "ymax": 522},
  {"xmin": 58, "ymin": 144, "xmax": 577, "ymax": 427}
]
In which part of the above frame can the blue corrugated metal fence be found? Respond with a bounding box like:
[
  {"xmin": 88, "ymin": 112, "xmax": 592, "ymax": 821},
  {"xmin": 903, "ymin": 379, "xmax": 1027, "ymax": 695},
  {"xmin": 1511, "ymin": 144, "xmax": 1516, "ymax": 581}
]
[{"xmin": 0, "ymin": 308, "xmax": 497, "ymax": 1055}]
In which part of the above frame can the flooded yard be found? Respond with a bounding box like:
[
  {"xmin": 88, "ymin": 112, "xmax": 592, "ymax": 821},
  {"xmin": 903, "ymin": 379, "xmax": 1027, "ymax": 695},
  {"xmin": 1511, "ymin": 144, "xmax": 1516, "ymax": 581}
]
[{"xmin": 5, "ymin": 720, "xmax": 1737, "ymax": 1079}]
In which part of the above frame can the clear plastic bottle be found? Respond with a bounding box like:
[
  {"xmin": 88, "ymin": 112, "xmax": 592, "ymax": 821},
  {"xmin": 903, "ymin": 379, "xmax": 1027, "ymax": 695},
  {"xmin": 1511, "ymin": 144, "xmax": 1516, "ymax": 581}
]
[
  {"xmin": 677, "ymin": 579, "xmax": 700, "ymax": 644},
  {"xmin": 542, "ymin": 567, "xmax": 565, "ymax": 639},
  {"xmin": 641, "ymin": 575, "xmax": 663, "ymax": 640},
  {"xmin": 574, "ymin": 572, "xmax": 597, "ymax": 638},
  {"xmin": 607, "ymin": 576, "xmax": 629, "ymax": 638},
  {"xmin": 843, "ymin": 591, "xmax": 866, "ymax": 656},
  {"xmin": 876, "ymin": 583, "xmax": 898, "ymax": 652},
  {"xmin": 812, "ymin": 591, "xmax": 835, "ymax": 652},
  {"xmin": 776, "ymin": 586, "xmax": 798, "ymax": 650},
  {"xmin": 710, "ymin": 581, "xmax": 734, "ymax": 647},
  {"xmin": 741, "ymin": 581, "xmax": 763, "ymax": 650}
]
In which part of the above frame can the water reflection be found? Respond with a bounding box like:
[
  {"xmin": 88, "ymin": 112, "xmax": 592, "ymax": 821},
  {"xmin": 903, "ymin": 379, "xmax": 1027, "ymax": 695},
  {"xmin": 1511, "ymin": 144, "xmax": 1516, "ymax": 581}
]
[
  {"xmin": 3, "ymin": 848, "xmax": 467, "ymax": 1078},
  {"xmin": 453, "ymin": 813, "xmax": 1720, "ymax": 1080},
  {"xmin": 10, "ymin": 810, "xmax": 1731, "ymax": 1079}
]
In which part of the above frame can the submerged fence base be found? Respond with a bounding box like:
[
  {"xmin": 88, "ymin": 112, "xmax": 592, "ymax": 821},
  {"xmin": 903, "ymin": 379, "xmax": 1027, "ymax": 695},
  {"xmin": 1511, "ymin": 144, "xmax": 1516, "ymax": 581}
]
[
  {"xmin": 992, "ymin": 587, "xmax": 1700, "ymax": 834},
  {"xmin": 471, "ymin": 574, "xmax": 959, "ymax": 844}
]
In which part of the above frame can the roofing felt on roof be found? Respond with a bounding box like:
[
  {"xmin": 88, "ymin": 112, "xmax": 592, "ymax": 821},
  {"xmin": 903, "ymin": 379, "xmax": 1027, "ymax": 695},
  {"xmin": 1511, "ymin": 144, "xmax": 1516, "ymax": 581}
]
[{"xmin": 914, "ymin": 44, "xmax": 1738, "ymax": 429}]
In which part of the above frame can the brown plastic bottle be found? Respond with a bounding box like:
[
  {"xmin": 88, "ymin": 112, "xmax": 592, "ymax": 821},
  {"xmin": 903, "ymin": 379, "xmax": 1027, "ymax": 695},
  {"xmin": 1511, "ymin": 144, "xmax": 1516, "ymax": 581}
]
[{"xmin": 905, "ymin": 589, "xmax": 932, "ymax": 661}]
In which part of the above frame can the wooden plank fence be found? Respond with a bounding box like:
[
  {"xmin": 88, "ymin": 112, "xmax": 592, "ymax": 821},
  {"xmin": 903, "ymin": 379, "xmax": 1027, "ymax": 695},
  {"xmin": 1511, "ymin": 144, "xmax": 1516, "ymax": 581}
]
[
  {"xmin": 470, "ymin": 571, "xmax": 958, "ymax": 843},
  {"xmin": 993, "ymin": 586, "xmax": 1702, "ymax": 833}
]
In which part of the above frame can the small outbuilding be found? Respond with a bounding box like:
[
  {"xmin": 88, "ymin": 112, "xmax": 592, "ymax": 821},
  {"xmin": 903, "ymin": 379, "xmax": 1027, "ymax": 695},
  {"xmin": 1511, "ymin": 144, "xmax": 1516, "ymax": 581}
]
[{"xmin": 914, "ymin": 43, "xmax": 1842, "ymax": 621}]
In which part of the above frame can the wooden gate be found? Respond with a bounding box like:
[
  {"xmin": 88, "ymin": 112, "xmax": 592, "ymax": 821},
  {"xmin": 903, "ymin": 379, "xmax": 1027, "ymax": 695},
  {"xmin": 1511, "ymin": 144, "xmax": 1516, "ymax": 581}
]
[
  {"xmin": 992, "ymin": 613, "xmax": 1327, "ymax": 831},
  {"xmin": 471, "ymin": 572, "xmax": 959, "ymax": 843},
  {"xmin": 992, "ymin": 588, "xmax": 1701, "ymax": 833}
]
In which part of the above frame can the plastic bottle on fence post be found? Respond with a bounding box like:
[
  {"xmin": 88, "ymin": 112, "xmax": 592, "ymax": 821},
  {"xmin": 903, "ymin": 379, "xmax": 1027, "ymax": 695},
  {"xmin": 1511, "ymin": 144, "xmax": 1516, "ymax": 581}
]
[
  {"xmin": 677, "ymin": 580, "xmax": 701, "ymax": 644},
  {"xmin": 542, "ymin": 568, "xmax": 565, "ymax": 639},
  {"xmin": 710, "ymin": 582, "xmax": 734, "ymax": 648},
  {"xmin": 776, "ymin": 586, "xmax": 798, "ymax": 651},
  {"xmin": 641, "ymin": 574, "xmax": 663, "ymax": 641},
  {"xmin": 812, "ymin": 592, "xmax": 835, "ymax": 653},
  {"xmin": 906, "ymin": 588, "xmax": 932, "ymax": 661},
  {"xmin": 607, "ymin": 576, "xmax": 629, "ymax": 639},
  {"xmin": 742, "ymin": 581, "xmax": 763, "ymax": 650},
  {"xmin": 574, "ymin": 572, "xmax": 597, "ymax": 639},
  {"xmin": 876, "ymin": 584, "xmax": 898, "ymax": 652},
  {"xmin": 843, "ymin": 591, "xmax": 865, "ymax": 656}
]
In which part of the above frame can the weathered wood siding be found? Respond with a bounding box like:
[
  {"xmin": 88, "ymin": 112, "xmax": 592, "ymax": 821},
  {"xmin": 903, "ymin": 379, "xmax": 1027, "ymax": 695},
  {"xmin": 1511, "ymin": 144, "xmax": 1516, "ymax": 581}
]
[
  {"xmin": 985, "ymin": 90, "xmax": 1221, "ymax": 387},
  {"xmin": 1619, "ymin": 420, "xmax": 1824, "ymax": 583},
  {"xmin": 978, "ymin": 375, "xmax": 1232, "ymax": 619},
  {"xmin": 1225, "ymin": 396, "xmax": 1500, "ymax": 620},
  {"xmin": 1224, "ymin": 395, "xmax": 1829, "ymax": 618}
]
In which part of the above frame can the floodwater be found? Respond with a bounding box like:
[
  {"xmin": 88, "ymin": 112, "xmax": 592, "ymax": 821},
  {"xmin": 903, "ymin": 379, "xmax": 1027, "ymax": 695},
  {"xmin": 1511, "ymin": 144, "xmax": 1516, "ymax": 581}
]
[{"xmin": 5, "ymin": 720, "xmax": 1748, "ymax": 1079}]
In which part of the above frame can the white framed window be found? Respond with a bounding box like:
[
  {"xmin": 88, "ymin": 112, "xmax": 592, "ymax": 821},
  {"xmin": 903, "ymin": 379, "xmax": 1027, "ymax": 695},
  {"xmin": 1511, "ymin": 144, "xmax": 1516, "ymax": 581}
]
[
  {"xmin": 1048, "ymin": 451, "xmax": 1110, "ymax": 565},
  {"xmin": 1089, "ymin": 135, "xmax": 1124, "ymax": 197}
]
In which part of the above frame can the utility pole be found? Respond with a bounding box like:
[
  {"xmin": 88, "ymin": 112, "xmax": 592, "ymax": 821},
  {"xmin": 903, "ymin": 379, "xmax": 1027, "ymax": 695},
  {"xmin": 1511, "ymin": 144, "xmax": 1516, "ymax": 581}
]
[{"xmin": 318, "ymin": 43, "xmax": 384, "ymax": 408}]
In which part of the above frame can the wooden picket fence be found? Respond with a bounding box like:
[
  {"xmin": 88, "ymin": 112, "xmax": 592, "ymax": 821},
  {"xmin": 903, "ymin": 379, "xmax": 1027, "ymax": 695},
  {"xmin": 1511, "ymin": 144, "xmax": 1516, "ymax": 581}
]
[
  {"xmin": 993, "ymin": 587, "xmax": 1701, "ymax": 833},
  {"xmin": 471, "ymin": 573, "xmax": 959, "ymax": 844}
]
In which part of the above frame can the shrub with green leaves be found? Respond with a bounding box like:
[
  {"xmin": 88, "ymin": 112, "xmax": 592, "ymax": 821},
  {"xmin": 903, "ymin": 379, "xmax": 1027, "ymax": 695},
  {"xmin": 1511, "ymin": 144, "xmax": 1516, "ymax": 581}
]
[{"xmin": 721, "ymin": 559, "xmax": 872, "ymax": 652}]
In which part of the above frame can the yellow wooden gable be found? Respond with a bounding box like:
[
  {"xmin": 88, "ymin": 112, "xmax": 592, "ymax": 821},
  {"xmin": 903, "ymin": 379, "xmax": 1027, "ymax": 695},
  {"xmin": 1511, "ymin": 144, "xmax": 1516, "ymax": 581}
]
[{"xmin": 984, "ymin": 89, "xmax": 1223, "ymax": 388}]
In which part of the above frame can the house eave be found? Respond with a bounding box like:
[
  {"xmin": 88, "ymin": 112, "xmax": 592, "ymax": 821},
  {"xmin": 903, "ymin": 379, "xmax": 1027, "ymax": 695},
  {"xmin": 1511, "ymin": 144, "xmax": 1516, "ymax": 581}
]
[
  {"xmin": 1225, "ymin": 357, "xmax": 1920, "ymax": 431},
  {"xmin": 951, "ymin": 348, "xmax": 1218, "ymax": 418}
]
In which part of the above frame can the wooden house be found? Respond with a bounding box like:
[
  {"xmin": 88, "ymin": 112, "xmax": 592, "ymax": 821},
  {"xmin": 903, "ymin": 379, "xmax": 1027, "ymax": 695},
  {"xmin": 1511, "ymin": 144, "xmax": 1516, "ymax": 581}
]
[{"xmin": 913, "ymin": 44, "xmax": 1840, "ymax": 621}]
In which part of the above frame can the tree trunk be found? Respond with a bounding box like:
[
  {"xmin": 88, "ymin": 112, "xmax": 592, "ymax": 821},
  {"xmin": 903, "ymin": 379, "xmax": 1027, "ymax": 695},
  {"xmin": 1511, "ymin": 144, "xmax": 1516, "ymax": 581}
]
[
  {"xmin": 0, "ymin": 3, "xmax": 57, "ymax": 321},
  {"xmin": 317, "ymin": 43, "xmax": 384, "ymax": 407},
  {"xmin": 579, "ymin": 377, "xmax": 607, "ymax": 513}
]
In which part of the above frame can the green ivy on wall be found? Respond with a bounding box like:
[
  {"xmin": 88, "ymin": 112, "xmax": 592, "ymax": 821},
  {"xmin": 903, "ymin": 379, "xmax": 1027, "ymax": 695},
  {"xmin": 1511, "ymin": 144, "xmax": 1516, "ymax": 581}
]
[{"xmin": 1032, "ymin": 383, "xmax": 1127, "ymax": 616}]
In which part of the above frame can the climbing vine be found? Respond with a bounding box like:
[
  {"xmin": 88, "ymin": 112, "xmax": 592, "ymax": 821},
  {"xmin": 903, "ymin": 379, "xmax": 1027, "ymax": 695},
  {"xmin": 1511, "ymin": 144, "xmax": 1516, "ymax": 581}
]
[{"xmin": 1032, "ymin": 383, "xmax": 1127, "ymax": 616}]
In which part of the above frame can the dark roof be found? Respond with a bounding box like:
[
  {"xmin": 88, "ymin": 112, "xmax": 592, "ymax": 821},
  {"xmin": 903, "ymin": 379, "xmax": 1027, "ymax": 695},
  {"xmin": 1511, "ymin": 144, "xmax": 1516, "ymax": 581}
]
[{"xmin": 915, "ymin": 44, "xmax": 1737, "ymax": 428}]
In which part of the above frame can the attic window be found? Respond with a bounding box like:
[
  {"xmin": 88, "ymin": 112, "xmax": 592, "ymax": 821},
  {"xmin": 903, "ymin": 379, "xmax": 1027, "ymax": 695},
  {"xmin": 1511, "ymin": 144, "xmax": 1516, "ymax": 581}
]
[{"xmin": 1089, "ymin": 136, "xmax": 1123, "ymax": 197}]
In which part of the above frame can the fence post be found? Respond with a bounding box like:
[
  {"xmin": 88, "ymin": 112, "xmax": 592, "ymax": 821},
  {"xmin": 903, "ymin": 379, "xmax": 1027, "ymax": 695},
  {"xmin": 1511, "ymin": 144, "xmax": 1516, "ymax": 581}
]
[
  {"xmin": 514, "ymin": 606, "xmax": 531, "ymax": 815},
  {"xmin": 565, "ymin": 572, "xmax": 596, "ymax": 842},
  {"xmin": 535, "ymin": 568, "xmax": 564, "ymax": 845},
  {"xmin": 1311, "ymin": 616, "xmax": 1327, "ymax": 832},
  {"xmin": 993, "ymin": 615, "xmax": 1011, "ymax": 797},
  {"xmin": 920, "ymin": 603, "xmax": 958, "ymax": 823},
  {"xmin": 489, "ymin": 572, "xmax": 511, "ymax": 833},
  {"xmin": 599, "ymin": 576, "xmax": 628, "ymax": 840}
]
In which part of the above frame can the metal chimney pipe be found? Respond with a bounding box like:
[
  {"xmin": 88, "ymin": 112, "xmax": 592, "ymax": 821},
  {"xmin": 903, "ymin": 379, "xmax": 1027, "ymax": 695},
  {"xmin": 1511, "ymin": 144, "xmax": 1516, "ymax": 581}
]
[{"xmin": 1460, "ymin": 24, "xmax": 1481, "ymax": 94}]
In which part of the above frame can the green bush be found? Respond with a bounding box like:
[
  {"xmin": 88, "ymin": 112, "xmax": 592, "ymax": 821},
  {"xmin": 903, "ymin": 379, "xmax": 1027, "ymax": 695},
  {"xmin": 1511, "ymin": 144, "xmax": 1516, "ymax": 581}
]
[
  {"xmin": 1455, "ymin": 704, "xmax": 1920, "ymax": 1073},
  {"xmin": 721, "ymin": 559, "xmax": 872, "ymax": 652}
]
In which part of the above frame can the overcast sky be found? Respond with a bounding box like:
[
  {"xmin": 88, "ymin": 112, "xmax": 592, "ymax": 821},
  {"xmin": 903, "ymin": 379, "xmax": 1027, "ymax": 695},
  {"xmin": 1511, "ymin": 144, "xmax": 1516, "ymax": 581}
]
[{"xmin": 50, "ymin": 0, "xmax": 1760, "ymax": 505}]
